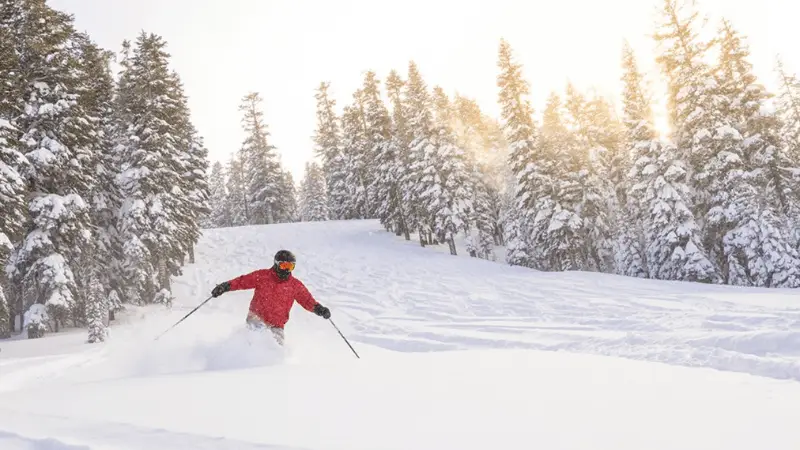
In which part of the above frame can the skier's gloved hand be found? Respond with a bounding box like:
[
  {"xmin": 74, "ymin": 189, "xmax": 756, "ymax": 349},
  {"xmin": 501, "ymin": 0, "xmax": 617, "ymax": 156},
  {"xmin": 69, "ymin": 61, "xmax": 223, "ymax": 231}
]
[
  {"xmin": 211, "ymin": 281, "xmax": 230, "ymax": 298},
  {"xmin": 313, "ymin": 304, "xmax": 331, "ymax": 319}
]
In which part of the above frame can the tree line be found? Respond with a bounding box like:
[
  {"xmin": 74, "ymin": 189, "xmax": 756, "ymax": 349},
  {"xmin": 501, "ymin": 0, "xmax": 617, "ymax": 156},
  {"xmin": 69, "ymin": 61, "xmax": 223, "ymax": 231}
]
[
  {"xmin": 0, "ymin": 0, "xmax": 210, "ymax": 340},
  {"xmin": 286, "ymin": 0, "xmax": 800, "ymax": 287}
]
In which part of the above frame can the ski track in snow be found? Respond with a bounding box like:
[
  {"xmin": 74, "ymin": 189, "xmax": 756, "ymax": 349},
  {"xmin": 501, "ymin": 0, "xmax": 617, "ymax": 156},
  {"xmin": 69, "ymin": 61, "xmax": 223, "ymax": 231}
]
[{"xmin": 174, "ymin": 220, "xmax": 800, "ymax": 382}]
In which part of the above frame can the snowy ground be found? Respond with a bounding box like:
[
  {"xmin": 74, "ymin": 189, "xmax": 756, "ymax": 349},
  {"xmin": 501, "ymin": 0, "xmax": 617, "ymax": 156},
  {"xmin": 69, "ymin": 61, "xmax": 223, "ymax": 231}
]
[{"xmin": 1, "ymin": 219, "xmax": 799, "ymax": 449}]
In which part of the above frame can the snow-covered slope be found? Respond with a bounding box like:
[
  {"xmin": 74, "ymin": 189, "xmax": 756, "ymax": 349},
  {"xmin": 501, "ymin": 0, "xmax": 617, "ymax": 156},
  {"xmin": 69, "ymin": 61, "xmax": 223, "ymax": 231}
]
[{"xmin": 1, "ymin": 219, "xmax": 799, "ymax": 449}]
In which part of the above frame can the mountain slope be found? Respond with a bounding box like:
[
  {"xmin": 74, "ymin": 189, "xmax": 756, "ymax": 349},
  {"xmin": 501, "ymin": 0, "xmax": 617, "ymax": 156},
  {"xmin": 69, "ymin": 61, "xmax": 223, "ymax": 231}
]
[{"xmin": 1, "ymin": 219, "xmax": 799, "ymax": 449}]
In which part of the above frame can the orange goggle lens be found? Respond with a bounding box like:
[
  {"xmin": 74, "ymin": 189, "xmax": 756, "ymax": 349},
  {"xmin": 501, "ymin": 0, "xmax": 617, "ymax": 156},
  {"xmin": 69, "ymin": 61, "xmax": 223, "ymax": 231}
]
[{"xmin": 277, "ymin": 261, "xmax": 295, "ymax": 271}]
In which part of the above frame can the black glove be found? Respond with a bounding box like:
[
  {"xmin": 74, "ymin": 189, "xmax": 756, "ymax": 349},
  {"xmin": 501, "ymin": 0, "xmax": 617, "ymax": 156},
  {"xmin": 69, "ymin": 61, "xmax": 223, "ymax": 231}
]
[
  {"xmin": 211, "ymin": 281, "xmax": 230, "ymax": 298},
  {"xmin": 313, "ymin": 304, "xmax": 331, "ymax": 319}
]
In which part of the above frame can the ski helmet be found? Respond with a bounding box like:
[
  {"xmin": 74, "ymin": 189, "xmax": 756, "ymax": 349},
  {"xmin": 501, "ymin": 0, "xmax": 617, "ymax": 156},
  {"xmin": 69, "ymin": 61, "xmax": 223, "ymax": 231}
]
[{"xmin": 274, "ymin": 250, "xmax": 296, "ymax": 280}]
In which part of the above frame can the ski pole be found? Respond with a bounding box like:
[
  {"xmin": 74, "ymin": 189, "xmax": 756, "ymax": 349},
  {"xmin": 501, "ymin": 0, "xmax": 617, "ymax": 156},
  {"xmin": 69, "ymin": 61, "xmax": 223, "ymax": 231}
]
[
  {"xmin": 329, "ymin": 318, "xmax": 360, "ymax": 359},
  {"xmin": 154, "ymin": 295, "xmax": 214, "ymax": 341}
]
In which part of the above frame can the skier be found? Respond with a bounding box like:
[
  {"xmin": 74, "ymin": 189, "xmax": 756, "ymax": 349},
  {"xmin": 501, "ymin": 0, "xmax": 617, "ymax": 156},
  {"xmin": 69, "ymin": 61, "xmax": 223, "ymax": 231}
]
[{"xmin": 210, "ymin": 250, "xmax": 331, "ymax": 346}]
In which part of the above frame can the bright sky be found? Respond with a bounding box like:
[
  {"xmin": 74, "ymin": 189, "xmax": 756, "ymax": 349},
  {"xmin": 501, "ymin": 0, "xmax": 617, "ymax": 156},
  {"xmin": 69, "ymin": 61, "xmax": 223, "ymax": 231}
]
[{"xmin": 50, "ymin": 0, "xmax": 798, "ymax": 182}]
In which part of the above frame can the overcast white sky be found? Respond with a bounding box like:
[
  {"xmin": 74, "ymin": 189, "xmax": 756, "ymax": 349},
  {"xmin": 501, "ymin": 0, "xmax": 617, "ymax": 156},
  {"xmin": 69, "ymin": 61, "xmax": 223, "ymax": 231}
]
[{"xmin": 49, "ymin": 0, "xmax": 798, "ymax": 182}]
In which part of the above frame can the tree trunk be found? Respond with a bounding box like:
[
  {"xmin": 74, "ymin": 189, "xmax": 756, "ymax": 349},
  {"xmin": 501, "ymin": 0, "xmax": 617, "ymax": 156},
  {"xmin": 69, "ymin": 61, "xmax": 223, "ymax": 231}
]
[
  {"xmin": 266, "ymin": 203, "xmax": 274, "ymax": 225},
  {"xmin": 400, "ymin": 216, "xmax": 410, "ymax": 241},
  {"xmin": 158, "ymin": 257, "xmax": 171, "ymax": 292},
  {"xmin": 189, "ymin": 243, "xmax": 195, "ymax": 264},
  {"xmin": 448, "ymin": 234, "xmax": 458, "ymax": 256}
]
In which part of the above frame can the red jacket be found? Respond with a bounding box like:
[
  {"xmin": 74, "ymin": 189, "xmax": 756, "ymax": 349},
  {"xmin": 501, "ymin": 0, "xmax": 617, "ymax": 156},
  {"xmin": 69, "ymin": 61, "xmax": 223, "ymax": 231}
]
[{"xmin": 227, "ymin": 268, "xmax": 319, "ymax": 329}]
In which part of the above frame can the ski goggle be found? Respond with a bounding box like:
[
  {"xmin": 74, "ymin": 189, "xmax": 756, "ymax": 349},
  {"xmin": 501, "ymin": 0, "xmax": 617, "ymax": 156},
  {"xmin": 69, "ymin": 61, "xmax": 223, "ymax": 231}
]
[{"xmin": 277, "ymin": 261, "xmax": 295, "ymax": 271}]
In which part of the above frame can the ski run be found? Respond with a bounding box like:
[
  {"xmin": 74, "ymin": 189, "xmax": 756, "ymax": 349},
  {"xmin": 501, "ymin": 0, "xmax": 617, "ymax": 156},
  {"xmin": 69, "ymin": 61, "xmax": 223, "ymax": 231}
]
[{"xmin": 1, "ymin": 220, "xmax": 799, "ymax": 450}]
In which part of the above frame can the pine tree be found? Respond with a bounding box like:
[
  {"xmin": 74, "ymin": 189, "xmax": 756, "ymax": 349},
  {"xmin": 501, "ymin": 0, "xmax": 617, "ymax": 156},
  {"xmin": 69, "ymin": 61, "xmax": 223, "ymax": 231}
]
[
  {"xmin": 224, "ymin": 152, "xmax": 249, "ymax": 226},
  {"xmin": 403, "ymin": 61, "xmax": 437, "ymax": 246},
  {"xmin": 563, "ymin": 84, "xmax": 616, "ymax": 272},
  {"xmin": 535, "ymin": 92, "xmax": 587, "ymax": 271},
  {"xmin": 453, "ymin": 95, "xmax": 499, "ymax": 259},
  {"xmin": 385, "ymin": 70, "xmax": 413, "ymax": 240},
  {"xmin": 171, "ymin": 79, "xmax": 210, "ymax": 264},
  {"xmin": 712, "ymin": 20, "xmax": 800, "ymax": 287},
  {"xmin": 618, "ymin": 42, "xmax": 653, "ymax": 278},
  {"xmin": 362, "ymin": 72, "xmax": 401, "ymax": 233},
  {"xmin": 5, "ymin": 0, "xmax": 97, "ymax": 334},
  {"xmin": 238, "ymin": 92, "xmax": 281, "ymax": 225},
  {"xmin": 496, "ymin": 39, "xmax": 541, "ymax": 267},
  {"xmin": 299, "ymin": 162, "xmax": 329, "ymax": 221},
  {"xmin": 313, "ymin": 82, "xmax": 348, "ymax": 220},
  {"xmin": 654, "ymin": 0, "xmax": 718, "ymax": 221},
  {"xmin": 60, "ymin": 34, "xmax": 119, "ymax": 328},
  {"xmin": 274, "ymin": 170, "xmax": 298, "ymax": 223},
  {"xmin": 652, "ymin": 0, "xmax": 718, "ymax": 282},
  {"xmin": 86, "ymin": 274, "xmax": 108, "ymax": 343},
  {"xmin": 427, "ymin": 87, "xmax": 474, "ymax": 255},
  {"xmin": 205, "ymin": 161, "xmax": 228, "ymax": 227},
  {"xmin": 115, "ymin": 32, "xmax": 187, "ymax": 304},
  {"xmin": 629, "ymin": 136, "xmax": 716, "ymax": 282},
  {"xmin": 775, "ymin": 59, "xmax": 800, "ymax": 154},
  {"xmin": 339, "ymin": 88, "xmax": 374, "ymax": 220},
  {"xmin": 0, "ymin": 9, "xmax": 29, "ymax": 335},
  {"xmin": 774, "ymin": 59, "xmax": 800, "ymax": 222}
]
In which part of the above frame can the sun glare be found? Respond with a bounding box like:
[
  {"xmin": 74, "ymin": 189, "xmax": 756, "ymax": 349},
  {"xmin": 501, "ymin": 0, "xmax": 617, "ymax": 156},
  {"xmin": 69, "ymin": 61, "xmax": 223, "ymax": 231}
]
[{"xmin": 653, "ymin": 114, "xmax": 672, "ymax": 140}]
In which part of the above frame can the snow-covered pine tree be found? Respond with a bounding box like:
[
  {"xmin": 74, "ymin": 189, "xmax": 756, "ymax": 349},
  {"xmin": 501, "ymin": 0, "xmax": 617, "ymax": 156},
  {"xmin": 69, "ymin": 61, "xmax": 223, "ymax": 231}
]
[
  {"xmin": 477, "ymin": 113, "xmax": 511, "ymax": 247},
  {"xmin": 0, "ymin": 13, "xmax": 29, "ymax": 336},
  {"xmin": 563, "ymin": 84, "xmax": 616, "ymax": 272},
  {"xmin": 69, "ymin": 34, "xmax": 121, "ymax": 327},
  {"xmin": 238, "ymin": 92, "xmax": 281, "ymax": 225},
  {"xmin": 496, "ymin": 39, "xmax": 541, "ymax": 267},
  {"xmin": 115, "ymin": 32, "xmax": 187, "ymax": 304},
  {"xmin": 775, "ymin": 59, "xmax": 800, "ymax": 156},
  {"xmin": 274, "ymin": 170, "xmax": 298, "ymax": 223},
  {"xmin": 654, "ymin": 0, "xmax": 719, "ymax": 227},
  {"xmin": 205, "ymin": 161, "xmax": 229, "ymax": 228},
  {"xmin": 170, "ymin": 75, "xmax": 210, "ymax": 264},
  {"xmin": 652, "ymin": 0, "xmax": 719, "ymax": 282},
  {"xmin": 339, "ymin": 91, "xmax": 369, "ymax": 220},
  {"xmin": 299, "ymin": 162, "xmax": 329, "ymax": 221},
  {"xmin": 362, "ymin": 71, "xmax": 401, "ymax": 234},
  {"xmin": 312, "ymin": 82, "xmax": 348, "ymax": 220},
  {"xmin": 774, "ymin": 59, "xmax": 800, "ymax": 227},
  {"xmin": 453, "ymin": 95, "xmax": 499, "ymax": 259},
  {"xmin": 86, "ymin": 273, "xmax": 108, "ymax": 343},
  {"xmin": 224, "ymin": 152, "xmax": 249, "ymax": 226},
  {"xmin": 617, "ymin": 42, "xmax": 653, "ymax": 278},
  {"xmin": 403, "ymin": 61, "xmax": 438, "ymax": 247},
  {"xmin": 427, "ymin": 86, "xmax": 474, "ymax": 255},
  {"xmin": 5, "ymin": 1, "xmax": 98, "ymax": 334},
  {"xmin": 624, "ymin": 62, "xmax": 717, "ymax": 287},
  {"xmin": 712, "ymin": 20, "xmax": 800, "ymax": 287},
  {"xmin": 535, "ymin": 92, "xmax": 587, "ymax": 271},
  {"xmin": 628, "ymin": 135, "xmax": 716, "ymax": 282},
  {"xmin": 385, "ymin": 70, "xmax": 413, "ymax": 240}
]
